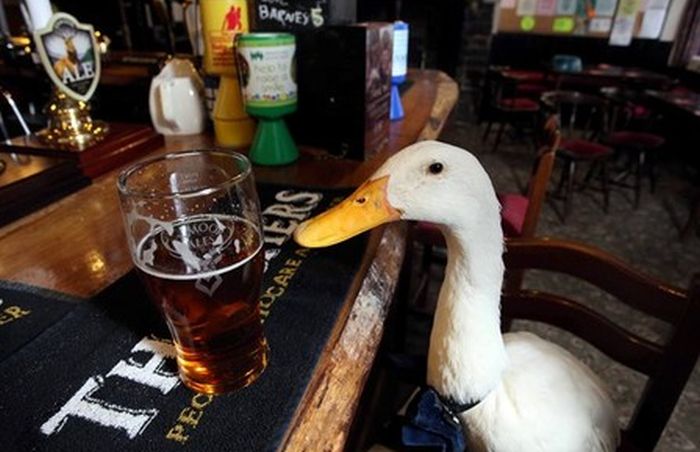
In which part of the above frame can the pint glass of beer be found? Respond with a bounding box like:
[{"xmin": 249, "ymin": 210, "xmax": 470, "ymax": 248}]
[{"xmin": 117, "ymin": 150, "xmax": 267, "ymax": 394}]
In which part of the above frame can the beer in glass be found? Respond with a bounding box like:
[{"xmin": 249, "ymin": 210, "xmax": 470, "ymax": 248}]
[{"xmin": 118, "ymin": 150, "xmax": 268, "ymax": 393}]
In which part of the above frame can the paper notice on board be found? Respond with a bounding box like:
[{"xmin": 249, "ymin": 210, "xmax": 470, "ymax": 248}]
[
  {"xmin": 638, "ymin": 9, "xmax": 667, "ymax": 38},
  {"xmin": 517, "ymin": 0, "xmax": 538, "ymax": 16},
  {"xmin": 501, "ymin": 0, "xmax": 517, "ymax": 9},
  {"xmin": 589, "ymin": 17, "xmax": 613, "ymax": 32},
  {"xmin": 553, "ymin": 16, "xmax": 575, "ymax": 32},
  {"xmin": 595, "ymin": 0, "xmax": 618, "ymax": 16},
  {"xmin": 557, "ymin": 0, "xmax": 577, "ymax": 15},
  {"xmin": 638, "ymin": 0, "xmax": 669, "ymax": 38},
  {"xmin": 609, "ymin": 0, "xmax": 641, "ymax": 46},
  {"xmin": 536, "ymin": 0, "xmax": 557, "ymax": 16}
]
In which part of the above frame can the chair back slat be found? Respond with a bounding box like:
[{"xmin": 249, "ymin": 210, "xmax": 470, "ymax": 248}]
[
  {"xmin": 541, "ymin": 90, "xmax": 609, "ymax": 141},
  {"xmin": 502, "ymin": 291, "xmax": 663, "ymax": 375},
  {"xmin": 625, "ymin": 275, "xmax": 700, "ymax": 451},
  {"xmin": 521, "ymin": 118, "xmax": 560, "ymax": 238},
  {"xmin": 503, "ymin": 238, "xmax": 698, "ymax": 452},
  {"xmin": 504, "ymin": 238, "xmax": 687, "ymax": 322}
]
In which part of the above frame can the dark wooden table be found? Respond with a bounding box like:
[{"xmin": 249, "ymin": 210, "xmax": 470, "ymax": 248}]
[
  {"xmin": 555, "ymin": 65, "xmax": 673, "ymax": 91},
  {"xmin": 0, "ymin": 69, "xmax": 459, "ymax": 451},
  {"xmin": 644, "ymin": 89, "xmax": 700, "ymax": 120}
]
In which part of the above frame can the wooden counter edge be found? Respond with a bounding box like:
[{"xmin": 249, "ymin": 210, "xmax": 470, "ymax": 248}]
[{"xmin": 279, "ymin": 71, "xmax": 458, "ymax": 451}]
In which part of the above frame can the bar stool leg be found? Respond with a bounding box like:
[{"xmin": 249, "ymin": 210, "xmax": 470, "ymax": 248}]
[
  {"xmin": 483, "ymin": 121, "xmax": 493, "ymax": 142},
  {"xmin": 648, "ymin": 150, "xmax": 657, "ymax": 194},
  {"xmin": 564, "ymin": 160, "xmax": 576, "ymax": 222},
  {"xmin": 492, "ymin": 122, "xmax": 506, "ymax": 153},
  {"xmin": 415, "ymin": 243, "xmax": 434, "ymax": 309},
  {"xmin": 635, "ymin": 151, "xmax": 645, "ymax": 208},
  {"xmin": 681, "ymin": 195, "xmax": 700, "ymax": 240},
  {"xmin": 601, "ymin": 160, "xmax": 610, "ymax": 213}
]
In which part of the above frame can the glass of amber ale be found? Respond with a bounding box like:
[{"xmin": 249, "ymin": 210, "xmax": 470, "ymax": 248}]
[{"xmin": 118, "ymin": 150, "xmax": 267, "ymax": 394}]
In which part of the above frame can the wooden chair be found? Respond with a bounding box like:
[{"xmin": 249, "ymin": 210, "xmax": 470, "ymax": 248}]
[
  {"xmin": 499, "ymin": 115, "xmax": 560, "ymax": 238},
  {"xmin": 601, "ymin": 87, "xmax": 666, "ymax": 208},
  {"xmin": 542, "ymin": 90, "xmax": 614, "ymax": 221},
  {"xmin": 482, "ymin": 68, "xmax": 542, "ymax": 153},
  {"xmin": 502, "ymin": 237, "xmax": 700, "ymax": 452}
]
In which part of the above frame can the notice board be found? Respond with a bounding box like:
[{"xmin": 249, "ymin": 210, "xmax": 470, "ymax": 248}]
[{"xmin": 497, "ymin": 0, "xmax": 671, "ymax": 45}]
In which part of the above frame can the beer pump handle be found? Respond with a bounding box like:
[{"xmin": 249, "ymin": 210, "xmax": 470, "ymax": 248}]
[{"xmin": 0, "ymin": 85, "xmax": 32, "ymax": 136}]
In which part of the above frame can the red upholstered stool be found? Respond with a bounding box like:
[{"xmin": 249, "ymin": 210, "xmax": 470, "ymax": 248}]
[
  {"xmin": 483, "ymin": 69, "xmax": 544, "ymax": 153},
  {"xmin": 498, "ymin": 193, "xmax": 529, "ymax": 237},
  {"xmin": 414, "ymin": 191, "xmax": 529, "ymax": 249},
  {"xmin": 605, "ymin": 131, "xmax": 665, "ymax": 207},
  {"xmin": 542, "ymin": 90, "xmax": 614, "ymax": 221},
  {"xmin": 498, "ymin": 97, "xmax": 540, "ymax": 111},
  {"xmin": 516, "ymin": 83, "xmax": 550, "ymax": 98},
  {"xmin": 555, "ymin": 138, "xmax": 614, "ymax": 221},
  {"xmin": 484, "ymin": 97, "xmax": 541, "ymax": 153},
  {"xmin": 557, "ymin": 140, "xmax": 614, "ymax": 218}
]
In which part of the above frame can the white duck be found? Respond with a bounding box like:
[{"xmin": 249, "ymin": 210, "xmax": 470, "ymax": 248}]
[{"xmin": 294, "ymin": 141, "xmax": 619, "ymax": 451}]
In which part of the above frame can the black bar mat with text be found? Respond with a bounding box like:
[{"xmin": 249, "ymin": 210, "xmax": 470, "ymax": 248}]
[{"xmin": 0, "ymin": 183, "xmax": 367, "ymax": 452}]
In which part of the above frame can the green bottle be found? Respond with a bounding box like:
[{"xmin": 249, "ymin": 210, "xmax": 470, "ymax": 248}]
[{"xmin": 236, "ymin": 33, "xmax": 298, "ymax": 166}]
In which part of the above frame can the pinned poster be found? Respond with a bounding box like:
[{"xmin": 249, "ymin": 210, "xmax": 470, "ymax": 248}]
[
  {"xmin": 595, "ymin": 0, "xmax": 618, "ymax": 16},
  {"xmin": 609, "ymin": 0, "xmax": 641, "ymax": 46},
  {"xmin": 520, "ymin": 15, "xmax": 536, "ymax": 30},
  {"xmin": 516, "ymin": 0, "xmax": 537, "ymax": 16},
  {"xmin": 553, "ymin": 16, "xmax": 575, "ymax": 32},
  {"xmin": 638, "ymin": 0, "xmax": 669, "ymax": 38},
  {"xmin": 501, "ymin": 0, "xmax": 517, "ymax": 9},
  {"xmin": 536, "ymin": 0, "xmax": 558, "ymax": 16},
  {"xmin": 556, "ymin": 0, "xmax": 577, "ymax": 15},
  {"xmin": 589, "ymin": 17, "xmax": 613, "ymax": 32}
]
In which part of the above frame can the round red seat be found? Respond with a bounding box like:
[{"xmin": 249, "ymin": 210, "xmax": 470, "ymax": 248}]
[
  {"xmin": 516, "ymin": 83, "xmax": 550, "ymax": 97},
  {"xmin": 497, "ymin": 193, "xmax": 529, "ymax": 237},
  {"xmin": 415, "ymin": 193, "xmax": 527, "ymax": 242},
  {"xmin": 606, "ymin": 131, "xmax": 665, "ymax": 149},
  {"xmin": 413, "ymin": 221, "xmax": 444, "ymax": 247},
  {"xmin": 498, "ymin": 97, "xmax": 540, "ymax": 112},
  {"xmin": 559, "ymin": 138, "xmax": 614, "ymax": 159},
  {"xmin": 502, "ymin": 70, "xmax": 545, "ymax": 81}
]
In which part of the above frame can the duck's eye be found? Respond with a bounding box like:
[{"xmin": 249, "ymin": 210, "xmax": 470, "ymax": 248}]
[{"xmin": 428, "ymin": 162, "xmax": 444, "ymax": 175}]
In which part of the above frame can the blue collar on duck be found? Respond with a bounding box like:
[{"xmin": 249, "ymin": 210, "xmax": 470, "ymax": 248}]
[{"xmin": 437, "ymin": 389, "xmax": 482, "ymax": 415}]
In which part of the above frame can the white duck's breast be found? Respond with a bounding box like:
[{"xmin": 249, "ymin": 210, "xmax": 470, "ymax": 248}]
[{"xmin": 462, "ymin": 332, "xmax": 619, "ymax": 452}]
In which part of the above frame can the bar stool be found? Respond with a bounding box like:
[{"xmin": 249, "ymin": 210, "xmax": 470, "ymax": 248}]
[
  {"xmin": 600, "ymin": 86, "xmax": 666, "ymax": 207},
  {"xmin": 482, "ymin": 69, "xmax": 541, "ymax": 153},
  {"xmin": 541, "ymin": 91, "xmax": 614, "ymax": 221},
  {"xmin": 605, "ymin": 131, "xmax": 665, "ymax": 207}
]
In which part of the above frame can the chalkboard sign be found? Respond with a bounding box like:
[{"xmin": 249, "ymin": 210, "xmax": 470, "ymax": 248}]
[{"xmin": 252, "ymin": 0, "xmax": 356, "ymax": 31}]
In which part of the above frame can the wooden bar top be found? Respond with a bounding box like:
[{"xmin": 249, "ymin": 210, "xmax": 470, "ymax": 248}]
[{"xmin": 0, "ymin": 69, "xmax": 459, "ymax": 451}]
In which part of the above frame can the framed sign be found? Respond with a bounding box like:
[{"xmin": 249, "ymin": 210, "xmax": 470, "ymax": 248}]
[{"xmin": 33, "ymin": 13, "xmax": 100, "ymax": 102}]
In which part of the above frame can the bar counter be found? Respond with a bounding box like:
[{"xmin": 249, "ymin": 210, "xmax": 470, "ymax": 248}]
[{"xmin": 0, "ymin": 69, "xmax": 458, "ymax": 451}]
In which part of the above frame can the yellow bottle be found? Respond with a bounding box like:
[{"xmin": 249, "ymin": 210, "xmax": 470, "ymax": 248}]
[{"xmin": 200, "ymin": 0, "xmax": 255, "ymax": 148}]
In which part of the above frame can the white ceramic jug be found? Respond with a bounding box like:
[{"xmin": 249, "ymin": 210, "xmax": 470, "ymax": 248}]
[{"xmin": 149, "ymin": 58, "xmax": 205, "ymax": 135}]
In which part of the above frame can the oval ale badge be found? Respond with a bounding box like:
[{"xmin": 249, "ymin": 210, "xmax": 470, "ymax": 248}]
[{"xmin": 33, "ymin": 13, "xmax": 101, "ymax": 102}]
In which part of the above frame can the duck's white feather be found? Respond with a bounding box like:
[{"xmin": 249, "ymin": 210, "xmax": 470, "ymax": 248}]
[
  {"xmin": 464, "ymin": 332, "xmax": 619, "ymax": 452},
  {"xmin": 375, "ymin": 141, "xmax": 620, "ymax": 451}
]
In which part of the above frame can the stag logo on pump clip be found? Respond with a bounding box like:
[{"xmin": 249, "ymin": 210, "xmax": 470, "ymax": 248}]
[{"xmin": 33, "ymin": 13, "xmax": 101, "ymax": 102}]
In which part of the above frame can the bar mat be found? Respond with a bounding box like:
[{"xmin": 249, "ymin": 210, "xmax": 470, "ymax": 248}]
[{"xmin": 0, "ymin": 183, "xmax": 367, "ymax": 452}]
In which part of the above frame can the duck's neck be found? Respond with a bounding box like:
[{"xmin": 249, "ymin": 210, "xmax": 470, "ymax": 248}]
[{"xmin": 426, "ymin": 219, "xmax": 508, "ymax": 405}]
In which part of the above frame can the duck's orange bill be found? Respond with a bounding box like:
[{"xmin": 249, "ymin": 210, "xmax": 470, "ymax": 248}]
[{"xmin": 293, "ymin": 176, "xmax": 400, "ymax": 248}]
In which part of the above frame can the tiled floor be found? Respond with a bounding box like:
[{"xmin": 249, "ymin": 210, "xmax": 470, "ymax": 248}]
[{"xmin": 409, "ymin": 104, "xmax": 700, "ymax": 450}]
